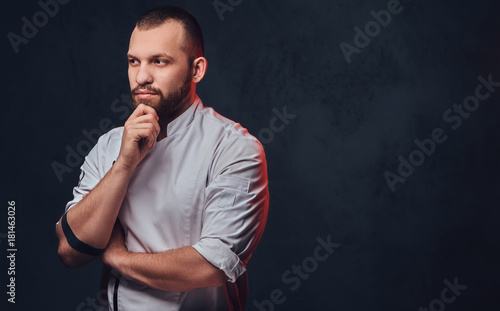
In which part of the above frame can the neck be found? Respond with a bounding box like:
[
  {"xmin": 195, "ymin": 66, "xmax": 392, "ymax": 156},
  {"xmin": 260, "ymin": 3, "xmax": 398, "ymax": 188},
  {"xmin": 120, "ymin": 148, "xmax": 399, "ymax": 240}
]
[{"xmin": 156, "ymin": 93, "xmax": 195, "ymax": 141}]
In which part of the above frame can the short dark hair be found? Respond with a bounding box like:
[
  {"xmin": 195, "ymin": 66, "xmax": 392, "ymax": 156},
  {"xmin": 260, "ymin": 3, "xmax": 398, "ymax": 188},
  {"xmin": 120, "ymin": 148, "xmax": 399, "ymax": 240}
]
[{"xmin": 136, "ymin": 6, "xmax": 204, "ymax": 59}]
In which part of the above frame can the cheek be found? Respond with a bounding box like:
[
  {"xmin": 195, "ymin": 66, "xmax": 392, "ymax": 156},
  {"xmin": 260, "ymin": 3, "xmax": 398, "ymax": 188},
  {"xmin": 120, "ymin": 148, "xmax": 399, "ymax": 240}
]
[
  {"xmin": 128, "ymin": 69, "xmax": 136, "ymax": 87},
  {"xmin": 155, "ymin": 74, "xmax": 177, "ymax": 91},
  {"xmin": 153, "ymin": 66, "xmax": 189, "ymax": 92}
]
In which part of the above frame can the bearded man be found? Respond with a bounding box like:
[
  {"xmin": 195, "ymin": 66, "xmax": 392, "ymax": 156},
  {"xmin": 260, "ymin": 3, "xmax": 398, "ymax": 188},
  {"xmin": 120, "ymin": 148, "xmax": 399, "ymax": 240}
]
[{"xmin": 56, "ymin": 6, "xmax": 269, "ymax": 311}]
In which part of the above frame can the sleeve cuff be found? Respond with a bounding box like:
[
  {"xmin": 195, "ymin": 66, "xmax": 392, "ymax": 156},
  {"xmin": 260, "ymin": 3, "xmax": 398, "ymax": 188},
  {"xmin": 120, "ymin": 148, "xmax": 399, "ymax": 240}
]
[{"xmin": 192, "ymin": 238, "xmax": 246, "ymax": 283}]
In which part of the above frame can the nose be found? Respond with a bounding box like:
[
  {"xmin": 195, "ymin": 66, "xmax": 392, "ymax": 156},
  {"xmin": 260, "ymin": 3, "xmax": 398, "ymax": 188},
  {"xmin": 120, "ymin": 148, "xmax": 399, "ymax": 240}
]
[{"xmin": 135, "ymin": 64, "xmax": 153, "ymax": 85}]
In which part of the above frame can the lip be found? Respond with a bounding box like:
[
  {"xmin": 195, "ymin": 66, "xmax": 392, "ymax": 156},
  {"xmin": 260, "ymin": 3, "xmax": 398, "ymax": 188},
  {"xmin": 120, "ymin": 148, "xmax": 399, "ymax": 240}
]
[
  {"xmin": 135, "ymin": 90, "xmax": 158, "ymax": 99},
  {"xmin": 136, "ymin": 93, "xmax": 158, "ymax": 99}
]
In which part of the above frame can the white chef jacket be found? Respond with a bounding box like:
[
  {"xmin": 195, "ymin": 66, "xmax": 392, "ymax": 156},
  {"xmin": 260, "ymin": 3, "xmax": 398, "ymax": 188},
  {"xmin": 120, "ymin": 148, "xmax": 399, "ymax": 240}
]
[{"xmin": 64, "ymin": 95, "xmax": 269, "ymax": 310}]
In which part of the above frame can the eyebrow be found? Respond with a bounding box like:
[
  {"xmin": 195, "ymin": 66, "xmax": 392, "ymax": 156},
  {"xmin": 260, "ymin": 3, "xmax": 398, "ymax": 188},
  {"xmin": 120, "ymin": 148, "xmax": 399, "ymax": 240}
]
[{"xmin": 127, "ymin": 53, "xmax": 175, "ymax": 60}]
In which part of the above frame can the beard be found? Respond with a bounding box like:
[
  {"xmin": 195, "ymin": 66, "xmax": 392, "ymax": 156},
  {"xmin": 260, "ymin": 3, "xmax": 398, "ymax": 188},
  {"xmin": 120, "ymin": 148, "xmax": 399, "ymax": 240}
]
[{"xmin": 130, "ymin": 71, "xmax": 192, "ymax": 121}]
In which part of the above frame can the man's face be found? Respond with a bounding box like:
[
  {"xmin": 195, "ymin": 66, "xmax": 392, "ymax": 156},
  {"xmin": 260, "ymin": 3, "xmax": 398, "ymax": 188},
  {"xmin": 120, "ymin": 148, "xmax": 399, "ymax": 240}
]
[{"xmin": 127, "ymin": 21, "xmax": 193, "ymax": 120}]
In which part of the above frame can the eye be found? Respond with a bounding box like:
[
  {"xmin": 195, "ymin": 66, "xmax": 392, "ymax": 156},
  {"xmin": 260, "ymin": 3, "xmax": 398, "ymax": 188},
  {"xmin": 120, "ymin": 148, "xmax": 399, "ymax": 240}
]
[
  {"xmin": 128, "ymin": 59, "xmax": 139, "ymax": 66},
  {"xmin": 154, "ymin": 59, "xmax": 169, "ymax": 65}
]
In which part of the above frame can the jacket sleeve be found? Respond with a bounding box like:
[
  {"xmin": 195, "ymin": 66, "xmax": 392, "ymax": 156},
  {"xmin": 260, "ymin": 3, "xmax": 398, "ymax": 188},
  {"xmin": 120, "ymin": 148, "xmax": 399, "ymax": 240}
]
[{"xmin": 192, "ymin": 136, "xmax": 269, "ymax": 282}]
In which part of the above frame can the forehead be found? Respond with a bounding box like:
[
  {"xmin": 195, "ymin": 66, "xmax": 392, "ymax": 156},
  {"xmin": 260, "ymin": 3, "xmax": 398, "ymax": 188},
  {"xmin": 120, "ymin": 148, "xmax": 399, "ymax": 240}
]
[{"xmin": 128, "ymin": 21, "xmax": 186, "ymax": 57}]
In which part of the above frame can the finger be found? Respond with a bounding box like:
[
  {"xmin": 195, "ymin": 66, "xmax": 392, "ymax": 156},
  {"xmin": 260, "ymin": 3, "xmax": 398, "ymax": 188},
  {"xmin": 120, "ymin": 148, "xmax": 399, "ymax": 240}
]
[
  {"xmin": 137, "ymin": 130, "xmax": 157, "ymax": 149},
  {"xmin": 146, "ymin": 128, "xmax": 158, "ymax": 149},
  {"xmin": 131, "ymin": 103, "xmax": 157, "ymax": 118},
  {"xmin": 126, "ymin": 123, "xmax": 160, "ymax": 142},
  {"xmin": 125, "ymin": 114, "xmax": 161, "ymax": 139},
  {"xmin": 126, "ymin": 114, "xmax": 160, "ymax": 134},
  {"xmin": 127, "ymin": 127, "xmax": 158, "ymax": 149},
  {"xmin": 130, "ymin": 104, "xmax": 159, "ymax": 120}
]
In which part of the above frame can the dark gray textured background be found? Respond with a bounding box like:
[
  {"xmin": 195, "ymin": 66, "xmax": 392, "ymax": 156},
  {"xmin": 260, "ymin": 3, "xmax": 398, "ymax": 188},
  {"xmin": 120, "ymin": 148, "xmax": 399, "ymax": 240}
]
[{"xmin": 1, "ymin": 0, "xmax": 500, "ymax": 310}]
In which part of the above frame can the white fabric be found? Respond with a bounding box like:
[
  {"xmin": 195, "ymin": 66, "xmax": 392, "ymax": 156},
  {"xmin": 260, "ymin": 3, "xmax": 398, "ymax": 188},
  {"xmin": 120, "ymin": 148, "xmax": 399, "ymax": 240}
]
[{"xmin": 64, "ymin": 96, "xmax": 269, "ymax": 310}]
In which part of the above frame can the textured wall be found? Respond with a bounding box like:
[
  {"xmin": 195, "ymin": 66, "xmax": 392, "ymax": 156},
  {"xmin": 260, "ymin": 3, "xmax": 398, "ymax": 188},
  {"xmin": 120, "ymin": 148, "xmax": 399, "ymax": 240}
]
[{"xmin": 1, "ymin": 0, "xmax": 500, "ymax": 310}]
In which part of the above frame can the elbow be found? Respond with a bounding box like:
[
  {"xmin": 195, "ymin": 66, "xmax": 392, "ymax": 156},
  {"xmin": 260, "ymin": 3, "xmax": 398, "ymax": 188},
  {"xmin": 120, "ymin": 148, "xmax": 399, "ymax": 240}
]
[
  {"xmin": 56, "ymin": 219, "xmax": 93, "ymax": 269},
  {"xmin": 212, "ymin": 278, "xmax": 227, "ymax": 288},
  {"xmin": 181, "ymin": 266, "xmax": 226, "ymax": 291},
  {"xmin": 57, "ymin": 241, "xmax": 89, "ymax": 269},
  {"xmin": 206, "ymin": 268, "xmax": 228, "ymax": 288},
  {"xmin": 57, "ymin": 243, "xmax": 79, "ymax": 268}
]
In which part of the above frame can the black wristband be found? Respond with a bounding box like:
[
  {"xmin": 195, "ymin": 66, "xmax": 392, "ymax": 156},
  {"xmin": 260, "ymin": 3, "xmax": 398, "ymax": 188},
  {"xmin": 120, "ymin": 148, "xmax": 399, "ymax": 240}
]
[{"xmin": 61, "ymin": 212, "xmax": 105, "ymax": 256}]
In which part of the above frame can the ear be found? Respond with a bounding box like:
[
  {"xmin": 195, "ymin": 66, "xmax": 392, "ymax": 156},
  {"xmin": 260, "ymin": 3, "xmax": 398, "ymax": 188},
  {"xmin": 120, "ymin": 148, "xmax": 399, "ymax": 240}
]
[{"xmin": 191, "ymin": 57, "xmax": 207, "ymax": 83}]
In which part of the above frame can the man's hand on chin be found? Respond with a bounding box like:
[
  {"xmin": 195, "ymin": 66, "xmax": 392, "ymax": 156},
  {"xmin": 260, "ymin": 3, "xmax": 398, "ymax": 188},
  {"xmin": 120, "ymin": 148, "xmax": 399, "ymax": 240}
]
[{"xmin": 101, "ymin": 221, "xmax": 128, "ymax": 271}]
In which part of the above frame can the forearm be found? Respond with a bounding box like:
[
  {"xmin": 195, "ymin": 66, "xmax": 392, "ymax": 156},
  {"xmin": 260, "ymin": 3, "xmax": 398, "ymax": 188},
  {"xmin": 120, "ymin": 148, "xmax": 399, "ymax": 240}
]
[
  {"xmin": 56, "ymin": 160, "xmax": 134, "ymax": 266},
  {"xmin": 108, "ymin": 246, "xmax": 227, "ymax": 292}
]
